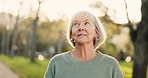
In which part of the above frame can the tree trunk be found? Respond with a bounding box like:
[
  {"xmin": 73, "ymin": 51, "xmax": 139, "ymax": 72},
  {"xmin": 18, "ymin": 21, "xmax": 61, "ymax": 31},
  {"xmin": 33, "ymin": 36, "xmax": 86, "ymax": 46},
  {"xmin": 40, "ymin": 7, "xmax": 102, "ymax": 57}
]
[
  {"xmin": 132, "ymin": 22, "xmax": 148, "ymax": 78},
  {"xmin": 57, "ymin": 31, "xmax": 65, "ymax": 54},
  {"xmin": 30, "ymin": 16, "xmax": 38, "ymax": 62},
  {"xmin": 132, "ymin": 0, "xmax": 148, "ymax": 78},
  {"xmin": 5, "ymin": 30, "xmax": 11, "ymax": 54},
  {"xmin": 24, "ymin": 32, "xmax": 31, "ymax": 56},
  {"xmin": 1, "ymin": 27, "xmax": 6, "ymax": 54},
  {"xmin": 10, "ymin": 17, "xmax": 19, "ymax": 56},
  {"xmin": 10, "ymin": 2, "xmax": 22, "ymax": 56},
  {"xmin": 30, "ymin": 1, "xmax": 41, "ymax": 62}
]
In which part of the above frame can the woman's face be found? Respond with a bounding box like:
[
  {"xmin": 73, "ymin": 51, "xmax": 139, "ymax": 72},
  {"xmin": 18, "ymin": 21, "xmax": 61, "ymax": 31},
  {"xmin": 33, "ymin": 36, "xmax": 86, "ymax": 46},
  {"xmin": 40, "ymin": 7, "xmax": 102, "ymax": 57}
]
[{"xmin": 71, "ymin": 16, "xmax": 98, "ymax": 45}]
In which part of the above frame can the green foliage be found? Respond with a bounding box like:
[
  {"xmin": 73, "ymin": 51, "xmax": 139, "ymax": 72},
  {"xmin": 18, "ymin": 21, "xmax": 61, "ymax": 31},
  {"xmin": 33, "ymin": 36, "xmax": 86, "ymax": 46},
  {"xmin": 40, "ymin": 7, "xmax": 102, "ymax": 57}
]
[
  {"xmin": 37, "ymin": 19, "xmax": 68, "ymax": 51},
  {"xmin": 3, "ymin": 16, "xmax": 68, "ymax": 53},
  {"xmin": 62, "ymin": 41, "xmax": 74, "ymax": 52},
  {"xmin": 98, "ymin": 39, "xmax": 117, "ymax": 57}
]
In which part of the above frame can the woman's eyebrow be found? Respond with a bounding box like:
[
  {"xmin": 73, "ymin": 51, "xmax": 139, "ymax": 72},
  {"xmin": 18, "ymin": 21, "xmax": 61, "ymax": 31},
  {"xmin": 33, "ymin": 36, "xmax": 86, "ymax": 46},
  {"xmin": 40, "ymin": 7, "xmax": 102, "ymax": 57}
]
[
  {"xmin": 73, "ymin": 20, "xmax": 79, "ymax": 23},
  {"xmin": 84, "ymin": 19, "xmax": 91, "ymax": 22}
]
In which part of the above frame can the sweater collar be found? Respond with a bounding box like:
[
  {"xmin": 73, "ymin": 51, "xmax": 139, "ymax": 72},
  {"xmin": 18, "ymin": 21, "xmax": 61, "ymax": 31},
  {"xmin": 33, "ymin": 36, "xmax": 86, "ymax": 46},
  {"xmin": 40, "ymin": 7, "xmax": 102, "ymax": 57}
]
[{"xmin": 64, "ymin": 50, "xmax": 105, "ymax": 68}]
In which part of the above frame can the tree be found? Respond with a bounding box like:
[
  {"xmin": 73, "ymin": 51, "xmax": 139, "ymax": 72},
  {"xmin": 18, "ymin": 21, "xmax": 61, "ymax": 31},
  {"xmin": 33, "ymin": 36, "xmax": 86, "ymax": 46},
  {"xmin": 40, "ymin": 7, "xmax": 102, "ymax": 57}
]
[
  {"xmin": 90, "ymin": 1, "xmax": 148, "ymax": 78},
  {"xmin": 0, "ymin": 13, "xmax": 16, "ymax": 54},
  {"xmin": 90, "ymin": 1, "xmax": 125, "ymax": 57},
  {"xmin": 131, "ymin": 0, "xmax": 148, "ymax": 78},
  {"xmin": 123, "ymin": 0, "xmax": 148, "ymax": 77},
  {"xmin": 30, "ymin": 0, "xmax": 42, "ymax": 62},
  {"xmin": 10, "ymin": 1, "xmax": 22, "ymax": 56},
  {"xmin": 0, "ymin": 25, "xmax": 6, "ymax": 54}
]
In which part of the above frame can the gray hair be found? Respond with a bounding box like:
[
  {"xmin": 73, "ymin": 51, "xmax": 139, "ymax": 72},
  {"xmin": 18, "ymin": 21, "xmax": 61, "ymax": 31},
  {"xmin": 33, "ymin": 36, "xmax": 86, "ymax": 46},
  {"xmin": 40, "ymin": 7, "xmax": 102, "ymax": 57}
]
[{"xmin": 67, "ymin": 11, "xmax": 107, "ymax": 49}]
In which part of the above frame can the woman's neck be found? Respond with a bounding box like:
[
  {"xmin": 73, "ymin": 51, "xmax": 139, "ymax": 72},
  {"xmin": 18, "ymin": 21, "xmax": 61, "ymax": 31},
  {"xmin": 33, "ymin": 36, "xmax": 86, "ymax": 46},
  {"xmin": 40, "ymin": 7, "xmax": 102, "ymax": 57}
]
[{"xmin": 71, "ymin": 42, "xmax": 97, "ymax": 61}]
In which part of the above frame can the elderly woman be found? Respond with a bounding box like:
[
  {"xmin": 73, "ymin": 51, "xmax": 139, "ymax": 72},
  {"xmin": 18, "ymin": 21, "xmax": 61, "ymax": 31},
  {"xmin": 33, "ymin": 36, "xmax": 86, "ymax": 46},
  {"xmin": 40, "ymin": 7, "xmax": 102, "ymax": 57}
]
[{"xmin": 44, "ymin": 11, "xmax": 123, "ymax": 78}]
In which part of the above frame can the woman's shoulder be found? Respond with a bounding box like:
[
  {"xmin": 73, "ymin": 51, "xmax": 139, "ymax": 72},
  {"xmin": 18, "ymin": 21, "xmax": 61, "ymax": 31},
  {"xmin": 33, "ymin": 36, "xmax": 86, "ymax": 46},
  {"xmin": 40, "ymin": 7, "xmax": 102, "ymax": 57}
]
[
  {"xmin": 50, "ymin": 51, "xmax": 69, "ymax": 62},
  {"xmin": 100, "ymin": 52, "xmax": 119, "ymax": 65}
]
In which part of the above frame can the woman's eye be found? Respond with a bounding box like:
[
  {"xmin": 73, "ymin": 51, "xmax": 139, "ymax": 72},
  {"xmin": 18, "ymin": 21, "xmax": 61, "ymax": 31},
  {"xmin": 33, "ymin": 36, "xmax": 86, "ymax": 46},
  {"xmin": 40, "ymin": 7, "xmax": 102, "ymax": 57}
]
[
  {"xmin": 73, "ymin": 23, "xmax": 79, "ymax": 26},
  {"xmin": 85, "ymin": 22, "xmax": 90, "ymax": 25}
]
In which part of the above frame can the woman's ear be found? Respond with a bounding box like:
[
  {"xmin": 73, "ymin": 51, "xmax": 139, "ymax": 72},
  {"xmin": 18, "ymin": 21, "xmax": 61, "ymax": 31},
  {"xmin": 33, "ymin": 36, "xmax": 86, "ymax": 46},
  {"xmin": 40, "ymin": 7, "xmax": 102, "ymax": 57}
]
[
  {"xmin": 95, "ymin": 30, "xmax": 99, "ymax": 38},
  {"xmin": 71, "ymin": 35, "xmax": 73, "ymax": 40}
]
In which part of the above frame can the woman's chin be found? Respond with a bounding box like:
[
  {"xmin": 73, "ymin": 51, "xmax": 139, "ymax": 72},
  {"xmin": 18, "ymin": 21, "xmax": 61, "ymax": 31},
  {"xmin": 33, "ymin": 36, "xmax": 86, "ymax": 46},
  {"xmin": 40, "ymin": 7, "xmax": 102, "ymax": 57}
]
[{"xmin": 76, "ymin": 40, "xmax": 88, "ymax": 45}]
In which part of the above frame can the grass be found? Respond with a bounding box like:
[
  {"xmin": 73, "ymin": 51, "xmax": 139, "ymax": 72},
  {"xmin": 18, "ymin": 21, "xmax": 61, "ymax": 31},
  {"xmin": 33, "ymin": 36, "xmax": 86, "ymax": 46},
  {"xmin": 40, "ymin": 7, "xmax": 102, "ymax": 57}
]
[
  {"xmin": 120, "ymin": 61, "xmax": 148, "ymax": 78},
  {"xmin": 120, "ymin": 61, "xmax": 133, "ymax": 78},
  {"xmin": 0, "ymin": 54, "xmax": 147, "ymax": 78},
  {"xmin": 0, "ymin": 55, "xmax": 49, "ymax": 78}
]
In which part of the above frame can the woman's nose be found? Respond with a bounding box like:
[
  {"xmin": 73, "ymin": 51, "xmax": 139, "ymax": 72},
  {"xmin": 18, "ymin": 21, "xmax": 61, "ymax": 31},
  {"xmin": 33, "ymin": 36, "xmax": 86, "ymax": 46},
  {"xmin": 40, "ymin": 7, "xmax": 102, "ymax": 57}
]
[{"xmin": 78, "ymin": 24, "xmax": 85, "ymax": 31}]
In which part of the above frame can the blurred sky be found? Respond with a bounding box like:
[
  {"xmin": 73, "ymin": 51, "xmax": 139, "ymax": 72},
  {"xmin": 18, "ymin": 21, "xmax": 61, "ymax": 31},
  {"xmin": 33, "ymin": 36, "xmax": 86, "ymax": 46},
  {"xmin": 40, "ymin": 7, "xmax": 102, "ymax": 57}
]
[{"xmin": 0, "ymin": 0, "xmax": 141, "ymax": 24}]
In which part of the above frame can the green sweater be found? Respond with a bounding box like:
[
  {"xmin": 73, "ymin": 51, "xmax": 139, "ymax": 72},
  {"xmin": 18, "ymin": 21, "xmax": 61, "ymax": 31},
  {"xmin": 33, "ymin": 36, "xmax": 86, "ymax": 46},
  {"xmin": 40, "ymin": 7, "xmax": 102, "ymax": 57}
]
[{"xmin": 44, "ymin": 51, "xmax": 123, "ymax": 78}]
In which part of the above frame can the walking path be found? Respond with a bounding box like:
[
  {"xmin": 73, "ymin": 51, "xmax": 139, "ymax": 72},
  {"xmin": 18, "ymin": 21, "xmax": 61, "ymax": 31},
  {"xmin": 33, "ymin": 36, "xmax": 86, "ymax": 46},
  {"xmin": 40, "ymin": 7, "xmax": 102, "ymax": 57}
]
[{"xmin": 0, "ymin": 62, "xmax": 19, "ymax": 78}]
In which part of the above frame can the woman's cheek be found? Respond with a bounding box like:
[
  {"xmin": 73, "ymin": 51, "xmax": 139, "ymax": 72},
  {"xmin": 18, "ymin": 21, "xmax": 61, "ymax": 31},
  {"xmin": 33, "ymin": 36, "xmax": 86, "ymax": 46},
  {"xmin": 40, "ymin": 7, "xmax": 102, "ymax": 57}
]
[
  {"xmin": 72, "ymin": 28, "xmax": 77, "ymax": 35},
  {"xmin": 71, "ymin": 30, "xmax": 77, "ymax": 38}
]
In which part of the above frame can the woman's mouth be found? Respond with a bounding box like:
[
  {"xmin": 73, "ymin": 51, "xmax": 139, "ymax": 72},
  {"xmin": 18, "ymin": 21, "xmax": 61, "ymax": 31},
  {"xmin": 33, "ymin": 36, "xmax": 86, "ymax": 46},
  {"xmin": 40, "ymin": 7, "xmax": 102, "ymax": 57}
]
[{"xmin": 78, "ymin": 34, "xmax": 87, "ymax": 37}]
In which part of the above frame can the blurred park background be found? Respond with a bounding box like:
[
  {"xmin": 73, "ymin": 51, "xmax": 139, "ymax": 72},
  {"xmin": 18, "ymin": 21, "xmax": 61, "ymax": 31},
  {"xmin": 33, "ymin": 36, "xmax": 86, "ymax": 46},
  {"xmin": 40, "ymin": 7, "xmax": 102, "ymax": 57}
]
[{"xmin": 0, "ymin": 0, "xmax": 147, "ymax": 78}]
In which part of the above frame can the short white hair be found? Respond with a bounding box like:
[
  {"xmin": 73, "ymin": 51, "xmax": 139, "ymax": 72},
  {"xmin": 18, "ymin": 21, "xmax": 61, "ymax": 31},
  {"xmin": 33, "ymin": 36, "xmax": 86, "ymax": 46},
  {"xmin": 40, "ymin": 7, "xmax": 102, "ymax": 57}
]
[{"xmin": 67, "ymin": 10, "xmax": 107, "ymax": 49}]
